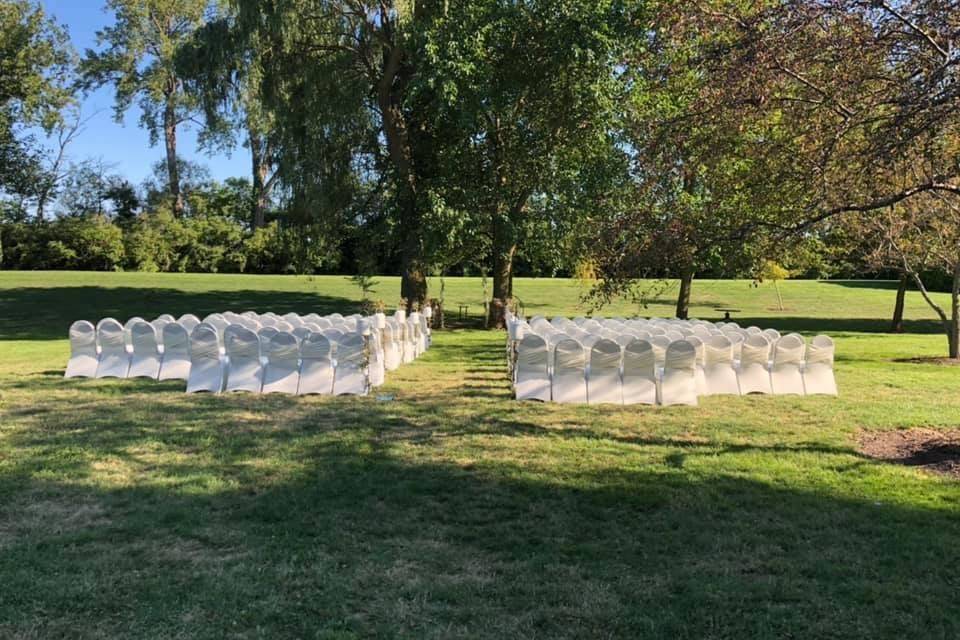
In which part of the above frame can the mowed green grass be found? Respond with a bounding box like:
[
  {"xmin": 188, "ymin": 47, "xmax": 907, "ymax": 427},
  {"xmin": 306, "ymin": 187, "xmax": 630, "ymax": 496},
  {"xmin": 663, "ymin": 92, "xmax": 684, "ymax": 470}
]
[{"xmin": 1, "ymin": 271, "xmax": 959, "ymax": 639}]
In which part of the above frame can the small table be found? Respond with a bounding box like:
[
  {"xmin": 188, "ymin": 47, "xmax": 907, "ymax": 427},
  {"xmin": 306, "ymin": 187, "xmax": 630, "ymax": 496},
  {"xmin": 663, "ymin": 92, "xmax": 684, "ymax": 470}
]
[
  {"xmin": 718, "ymin": 308, "xmax": 741, "ymax": 321},
  {"xmin": 458, "ymin": 304, "xmax": 469, "ymax": 320}
]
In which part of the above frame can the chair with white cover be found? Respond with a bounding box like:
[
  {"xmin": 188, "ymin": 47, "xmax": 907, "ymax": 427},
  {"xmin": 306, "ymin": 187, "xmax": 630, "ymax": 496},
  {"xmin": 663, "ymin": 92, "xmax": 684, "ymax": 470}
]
[
  {"xmin": 661, "ymin": 340, "xmax": 698, "ymax": 406},
  {"xmin": 686, "ymin": 335, "xmax": 708, "ymax": 396},
  {"xmin": 273, "ymin": 320, "xmax": 294, "ymax": 333},
  {"xmin": 292, "ymin": 326, "xmax": 312, "ymax": 342},
  {"xmin": 224, "ymin": 325, "xmax": 263, "ymax": 393},
  {"xmin": 622, "ymin": 339, "xmax": 657, "ymax": 405},
  {"xmin": 738, "ymin": 334, "xmax": 772, "ymax": 395},
  {"xmin": 297, "ymin": 333, "xmax": 334, "ymax": 395},
  {"xmin": 323, "ymin": 328, "xmax": 344, "ymax": 343},
  {"xmin": 702, "ymin": 335, "xmax": 740, "ymax": 395},
  {"xmin": 649, "ymin": 335, "xmax": 671, "ymax": 367},
  {"xmin": 261, "ymin": 331, "xmax": 300, "ymax": 394},
  {"xmin": 151, "ymin": 318, "xmax": 171, "ymax": 338},
  {"xmin": 186, "ymin": 325, "xmax": 224, "ymax": 393},
  {"xmin": 382, "ymin": 323, "xmax": 401, "ymax": 371},
  {"xmin": 551, "ymin": 339, "xmax": 587, "ymax": 404},
  {"xmin": 803, "ymin": 335, "xmax": 838, "ymax": 395},
  {"xmin": 258, "ymin": 326, "xmax": 280, "ymax": 353},
  {"xmin": 65, "ymin": 321, "xmax": 99, "ymax": 378},
  {"xmin": 515, "ymin": 334, "xmax": 551, "ymax": 401},
  {"xmin": 159, "ymin": 322, "xmax": 191, "ymax": 381},
  {"xmin": 401, "ymin": 320, "xmax": 417, "ymax": 363},
  {"xmin": 727, "ymin": 332, "xmax": 745, "ymax": 361},
  {"xmin": 128, "ymin": 321, "xmax": 162, "ymax": 379},
  {"xmin": 177, "ymin": 314, "xmax": 201, "ymax": 332},
  {"xmin": 122, "ymin": 317, "xmax": 145, "ymax": 353},
  {"xmin": 588, "ymin": 339, "xmax": 622, "ymax": 405},
  {"xmin": 770, "ymin": 334, "xmax": 806, "ymax": 395},
  {"xmin": 418, "ymin": 313, "xmax": 430, "ymax": 350},
  {"xmin": 155, "ymin": 313, "xmax": 175, "ymax": 323},
  {"xmin": 367, "ymin": 330, "xmax": 385, "ymax": 387},
  {"xmin": 614, "ymin": 334, "xmax": 634, "ymax": 348},
  {"xmin": 95, "ymin": 318, "xmax": 129, "ymax": 378},
  {"xmin": 763, "ymin": 328, "xmax": 781, "ymax": 342},
  {"xmin": 332, "ymin": 333, "xmax": 368, "ymax": 396},
  {"xmin": 203, "ymin": 314, "xmax": 229, "ymax": 336}
]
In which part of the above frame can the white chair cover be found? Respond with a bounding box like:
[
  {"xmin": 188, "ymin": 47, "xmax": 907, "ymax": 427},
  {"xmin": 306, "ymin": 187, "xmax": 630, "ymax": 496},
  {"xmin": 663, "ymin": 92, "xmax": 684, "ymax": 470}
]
[
  {"xmin": 258, "ymin": 326, "xmax": 280, "ymax": 353},
  {"xmin": 515, "ymin": 334, "xmax": 551, "ymax": 401},
  {"xmin": 177, "ymin": 314, "xmax": 201, "ymax": 332},
  {"xmin": 159, "ymin": 322, "xmax": 191, "ymax": 381},
  {"xmin": 292, "ymin": 326, "xmax": 312, "ymax": 342},
  {"xmin": 401, "ymin": 320, "xmax": 416, "ymax": 364},
  {"xmin": 367, "ymin": 330, "xmax": 385, "ymax": 387},
  {"xmin": 224, "ymin": 325, "xmax": 263, "ymax": 393},
  {"xmin": 65, "ymin": 320, "xmax": 98, "ymax": 378},
  {"xmin": 804, "ymin": 335, "xmax": 838, "ymax": 395},
  {"xmin": 686, "ymin": 335, "xmax": 708, "ymax": 396},
  {"xmin": 622, "ymin": 339, "xmax": 657, "ymax": 405},
  {"xmin": 588, "ymin": 339, "xmax": 622, "ymax": 405},
  {"xmin": 333, "ymin": 333, "xmax": 368, "ymax": 396},
  {"xmin": 261, "ymin": 331, "xmax": 300, "ymax": 394},
  {"xmin": 128, "ymin": 321, "xmax": 161, "ymax": 379},
  {"xmin": 771, "ymin": 334, "xmax": 805, "ymax": 395},
  {"xmin": 650, "ymin": 335, "xmax": 672, "ymax": 366},
  {"xmin": 382, "ymin": 323, "xmax": 401, "ymax": 371},
  {"xmin": 151, "ymin": 318, "xmax": 171, "ymax": 339},
  {"xmin": 186, "ymin": 325, "xmax": 224, "ymax": 393},
  {"xmin": 702, "ymin": 335, "xmax": 740, "ymax": 395},
  {"xmin": 95, "ymin": 318, "xmax": 130, "ymax": 378},
  {"xmin": 298, "ymin": 333, "xmax": 334, "ymax": 395},
  {"xmin": 738, "ymin": 334, "xmax": 772, "ymax": 395},
  {"xmin": 552, "ymin": 339, "xmax": 587, "ymax": 404},
  {"xmin": 661, "ymin": 340, "xmax": 698, "ymax": 406}
]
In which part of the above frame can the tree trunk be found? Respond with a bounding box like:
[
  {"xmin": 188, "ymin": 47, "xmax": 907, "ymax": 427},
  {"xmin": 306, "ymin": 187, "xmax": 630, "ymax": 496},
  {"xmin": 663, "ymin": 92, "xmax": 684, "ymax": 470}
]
[
  {"xmin": 905, "ymin": 264, "xmax": 960, "ymax": 360},
  {"xmin": 489, "ymin": 246, "xmax": 516, "ymax": 329},
  {"xmin": 675, "ymin": 268, "xmax": 694, "ymax": 319},
  {"xmin": 164, "ymin": 95, "xmax": 183, "ymax": 216},
  {"xmin": 400, "ymin": 244, "xmax": 428, "ymax": 310},
  {"xmin": 950, "ymin": 265, "xmax": 960, "ymax": 359},
  {"xmin": 890, "ymin": 273, "xmax": 908, "ymax": 333},
  {"xmin": 249, "ymin": 128, "xmax": 269, "ymax": 229}
]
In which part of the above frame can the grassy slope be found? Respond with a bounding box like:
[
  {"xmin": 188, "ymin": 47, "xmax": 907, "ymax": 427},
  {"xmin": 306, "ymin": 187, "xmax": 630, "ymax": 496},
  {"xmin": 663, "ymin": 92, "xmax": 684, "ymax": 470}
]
[{"xmin": 1, "ymin": 272, "xmax": 958, "ymax": 639}]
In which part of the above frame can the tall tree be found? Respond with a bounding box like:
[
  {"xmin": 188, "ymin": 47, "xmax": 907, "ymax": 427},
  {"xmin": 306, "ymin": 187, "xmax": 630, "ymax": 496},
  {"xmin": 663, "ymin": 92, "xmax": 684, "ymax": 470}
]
[
  {"xmin": 179, "ymin": 13, "xmax": 278, "ymax": 229},
  {"xmin": 0, "ymin": 0, "xmax": 73, "ymax": 200},
  {"xmin": 235, "ymin": 0, "xmax": 446, "ymax": 307},
  {"xmin": 426, "ymin": 0, "xmax": 636, "ymax": 327},
  {"xmin": 82, "ymin": 0, "xmax": 212, "ymax": 216}
]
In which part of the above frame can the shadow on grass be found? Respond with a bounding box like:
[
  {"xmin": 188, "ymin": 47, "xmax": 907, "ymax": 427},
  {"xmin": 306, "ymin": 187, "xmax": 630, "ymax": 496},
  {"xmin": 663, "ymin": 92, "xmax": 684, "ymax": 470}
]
[
  {"xmin": 0, "ymin": 391, "xmax": 957, "ymax": 637},
  {"xmin": 0, "ymin": 286, "xmax": 359, "ymax": 341}
]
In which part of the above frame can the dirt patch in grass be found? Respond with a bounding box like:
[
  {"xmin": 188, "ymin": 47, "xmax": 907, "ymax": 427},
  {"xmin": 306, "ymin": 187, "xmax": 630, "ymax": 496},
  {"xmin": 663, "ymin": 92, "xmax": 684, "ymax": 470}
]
[
  {"xmin": 892, "ymin": 356, "xmax": 960, "ymax": 366},
  {"xmin": 857, "ymin": 428, "xmax": 960, "ymax": 478}
]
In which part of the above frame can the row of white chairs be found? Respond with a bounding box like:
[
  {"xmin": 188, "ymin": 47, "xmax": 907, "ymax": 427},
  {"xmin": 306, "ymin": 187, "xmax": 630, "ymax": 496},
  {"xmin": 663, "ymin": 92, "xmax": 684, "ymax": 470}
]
[
  {"xmin": 64, "ymin": 310, "xmax": 432, "ymax": 396},
  {"xmin": 508, "ymin": 315, "xmax": 837, "ymax": 405}
]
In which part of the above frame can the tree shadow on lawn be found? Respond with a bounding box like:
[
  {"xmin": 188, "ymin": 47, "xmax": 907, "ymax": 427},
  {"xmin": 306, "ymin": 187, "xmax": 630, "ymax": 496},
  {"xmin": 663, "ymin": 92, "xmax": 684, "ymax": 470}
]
[
  {"xmin": 726, "ymin": 316, "xmax": 944, "ymax": 335},
  {"xmin": 0, "ymin": 286, "xmax": 359, "ymax": 341},
  {"xmin": 0, "ymin": 400, "xmax": 957, "ymax": 638}
]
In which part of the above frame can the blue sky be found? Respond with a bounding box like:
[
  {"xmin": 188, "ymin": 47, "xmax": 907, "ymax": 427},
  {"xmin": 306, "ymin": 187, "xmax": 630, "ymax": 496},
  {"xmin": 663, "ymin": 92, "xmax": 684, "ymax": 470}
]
[{"xmin": 40, "ymin": 0, "xmax": 249, "ymax": 185}]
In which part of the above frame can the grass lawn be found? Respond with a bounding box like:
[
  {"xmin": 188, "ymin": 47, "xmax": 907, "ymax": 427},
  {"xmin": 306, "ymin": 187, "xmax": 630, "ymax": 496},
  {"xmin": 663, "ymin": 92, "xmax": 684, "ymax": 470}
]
[{"xmin": 1, "ymin": 271, "xmax": 959, "ymax": 639}]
